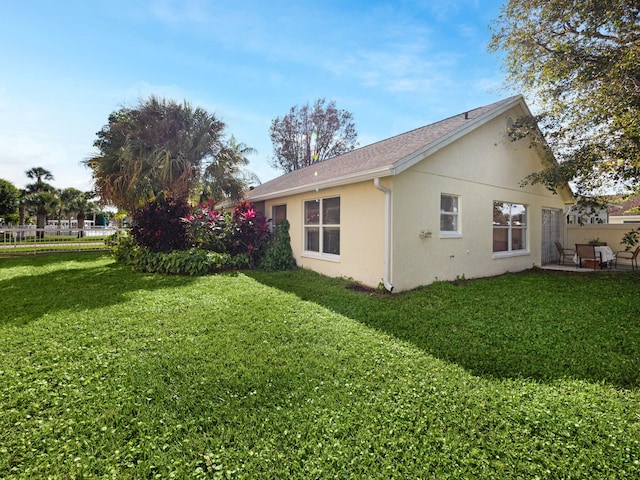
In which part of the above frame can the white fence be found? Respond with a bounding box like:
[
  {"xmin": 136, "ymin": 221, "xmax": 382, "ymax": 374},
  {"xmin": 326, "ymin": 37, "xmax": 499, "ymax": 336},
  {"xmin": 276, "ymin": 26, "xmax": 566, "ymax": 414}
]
[{"xmin": 0, "ymin": 226, "xmax": 120, "ymax": 256}]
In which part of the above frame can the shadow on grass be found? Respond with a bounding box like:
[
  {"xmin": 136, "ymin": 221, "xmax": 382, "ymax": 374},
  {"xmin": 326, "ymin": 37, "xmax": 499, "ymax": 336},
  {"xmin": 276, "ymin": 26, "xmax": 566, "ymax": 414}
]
[
  {"xmin": 247, "ymin": 268, "xmax": 640, "ymax": 388},
  {"xmin": 0, "ymin": 251, "xmax": 107, "ymax": 269},
  {"xmin": 0, "ymin": 253, "xmax": 197, "ymax": 327}
]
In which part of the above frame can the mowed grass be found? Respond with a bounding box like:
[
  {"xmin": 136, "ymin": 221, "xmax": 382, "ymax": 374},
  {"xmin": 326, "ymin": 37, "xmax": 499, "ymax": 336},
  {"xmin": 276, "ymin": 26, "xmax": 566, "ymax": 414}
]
[{"xmin": 1, "ymin": 254, "xmax": 639, "ymax": 478}]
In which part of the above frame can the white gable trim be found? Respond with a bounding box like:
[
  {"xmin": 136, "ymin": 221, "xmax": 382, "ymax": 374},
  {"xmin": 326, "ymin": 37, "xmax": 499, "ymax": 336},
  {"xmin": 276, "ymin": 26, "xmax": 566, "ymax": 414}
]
[{"xmin": 391, "ymin": 96, "xmax": 527, "ymax": 176}]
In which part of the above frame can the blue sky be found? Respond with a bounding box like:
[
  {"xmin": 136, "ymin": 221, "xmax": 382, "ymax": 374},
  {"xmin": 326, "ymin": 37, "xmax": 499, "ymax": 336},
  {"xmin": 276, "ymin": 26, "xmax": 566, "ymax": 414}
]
[{"xmin": 0, "ymin": 0, "xmax": 512, "ymax": 192}]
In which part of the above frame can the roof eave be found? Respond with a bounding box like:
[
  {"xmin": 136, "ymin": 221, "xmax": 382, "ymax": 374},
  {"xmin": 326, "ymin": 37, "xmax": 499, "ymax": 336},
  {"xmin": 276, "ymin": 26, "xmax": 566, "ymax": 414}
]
[{"xmin": 248, "ymin": 166, "xmax": 393, "ymax": 202}]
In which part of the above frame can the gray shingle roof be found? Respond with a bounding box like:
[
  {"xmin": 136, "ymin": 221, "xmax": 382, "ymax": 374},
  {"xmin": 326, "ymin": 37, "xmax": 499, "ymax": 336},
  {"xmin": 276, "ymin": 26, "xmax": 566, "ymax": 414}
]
[{"xmin": 249, "ymin": 95, "xmax": 523, "ymax": 201}]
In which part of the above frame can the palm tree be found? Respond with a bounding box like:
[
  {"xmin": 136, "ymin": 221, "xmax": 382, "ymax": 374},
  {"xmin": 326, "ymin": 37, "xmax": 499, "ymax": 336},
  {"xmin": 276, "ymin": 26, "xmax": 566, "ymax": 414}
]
[
  {"xmin": 85, "ymin": 110, "xmax": 155, "ymax": 212},
  {"xmin": 23, "ymin": 190, "xmax": 58, "ymax": 238},
  {"xmin": 58, "ymin": 187, "xmax": 84, "ymax": 231},
  {"xmin": 84, "ymin": 96, "xmax": 225, "ymax": 211},
  {"xmin": 200, "ymin": 135, "xmax": 260, "ymax": 203},
  {"xmin": 69, "ymin": 192, "xmax": 97, "ymax": 237},
  {"xmin": 24, "ymin": 167, "xmax": 56, "ymax": 238},
  {"xmin": 25, "ymin": 167, "xmax": 54, "ymax": 187}
]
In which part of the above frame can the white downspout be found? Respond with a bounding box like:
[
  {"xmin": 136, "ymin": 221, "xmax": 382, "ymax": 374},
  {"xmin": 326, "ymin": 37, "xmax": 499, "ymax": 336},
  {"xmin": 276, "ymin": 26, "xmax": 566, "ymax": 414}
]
[{"xmin": 374, "ymin": 178, "xmax": 394, "ymax": 292}]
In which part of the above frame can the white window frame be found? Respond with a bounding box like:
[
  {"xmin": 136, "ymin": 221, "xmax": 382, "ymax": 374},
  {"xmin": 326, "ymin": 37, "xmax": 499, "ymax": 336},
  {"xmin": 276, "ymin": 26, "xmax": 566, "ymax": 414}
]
[
  {"xmin": 492, "ymin": 201, "xmax": 529, "ymax": 258},
  {"xmin": 302, "ymin": 196, "xmax": 340, "ymax": 261},
  {"xmin": 440, "ymin": 194, "xmax": 461, "ymax": 238}
]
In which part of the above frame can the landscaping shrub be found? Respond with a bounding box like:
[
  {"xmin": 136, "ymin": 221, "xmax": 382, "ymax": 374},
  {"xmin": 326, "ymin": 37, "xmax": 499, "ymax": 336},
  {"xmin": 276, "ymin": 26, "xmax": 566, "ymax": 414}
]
[
  {"xmin": 183, "ymin": 198, "xmax": 231, "ymax": 252},
  {"xmin": 113, "ymin": 199, "xmax": 272, "ymax": 274},
  {"xmin": 106, "ymin": 233, "xmax": 235, "ymax": 275},
  {"xmin": 261, "ymin": 219, "xmax": 297, "ymax": 270},
  {"xmin": 183, "ymin": 199, "xmax": 271, "ymax": 268},
  {"xmin": 132, "ymin": 248, "xmax": 233, "ymax": 275},
  {"xmin": 228, "ymin": 200, "xmax": 271, "ymax": 265},
  {"xmin": 131, "ymin": 197, "xmax": 190, "ymax": 252},
  {"xmin": 621, "ymin": 227, "xmax": 640, "ymax": 251},
  {"xmin": 104, "ymin": 229, "xmax": 136, "ymax": 264}
]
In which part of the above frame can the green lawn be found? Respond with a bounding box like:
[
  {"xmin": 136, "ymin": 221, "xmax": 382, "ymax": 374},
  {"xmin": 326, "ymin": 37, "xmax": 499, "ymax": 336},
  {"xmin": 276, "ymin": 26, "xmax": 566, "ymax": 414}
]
[{"xmin": 1, "ymin": 253, "xmax": 639, "ymax": 479}]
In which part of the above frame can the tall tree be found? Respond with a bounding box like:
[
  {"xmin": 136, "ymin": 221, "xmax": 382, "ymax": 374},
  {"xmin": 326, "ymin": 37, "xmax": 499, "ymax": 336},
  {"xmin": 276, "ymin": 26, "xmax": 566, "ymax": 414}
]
[
  {"xmin": 57, "ymin": 187, "xmax": 95, "ymax": 232},
  {"xmin": 269, "ymin": 98, "xmax": 358, "ymax": 173},
  {"xmin": 58, "ymin": 188, "xmax": 81, "ymax": 226},
  {"xmin": 0, "ymin": 178, "xmax": 20, "ymax": 223},
  {"xmin": 200, "ymin": 135, "xmax": 260, "ymax": 202},
  {"xmin": 84, "ymin": 96, "xmax": 226, "ymax": 211},
  {"xmin": 26, "ymin": 167, "xmax": 54, "ymax": 187},
  {"xmin": 70, "ymin": 191, "xmax": 97, "ymax": 236},
  {"xmin": 488, "ymin": 0, "xmax": 640, "ymax": 196},
  {"xmin": 24, "ymin": 167, "xmax": 57, "ymax": 238}
]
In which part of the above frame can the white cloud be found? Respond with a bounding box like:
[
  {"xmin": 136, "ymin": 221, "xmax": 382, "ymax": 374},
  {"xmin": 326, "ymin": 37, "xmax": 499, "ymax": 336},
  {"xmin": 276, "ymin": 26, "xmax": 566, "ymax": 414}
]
[
  {"xmin": 149, "ymin": 0, "xmax": 211, "ymax": 25},
  {"xmin": 457, "ymin": 24, "xmax": 478, "ymax": 39},
  {"xmin": 419, "ymin": 0, "xmax": 480, "ymax": 21},
  {"xmin": 325, "ymin": 44, "xmax": 460, "ymax": 96},
  {"xmin": 473, "ymin": 75, "xmax": 506, "ymax": 95}
]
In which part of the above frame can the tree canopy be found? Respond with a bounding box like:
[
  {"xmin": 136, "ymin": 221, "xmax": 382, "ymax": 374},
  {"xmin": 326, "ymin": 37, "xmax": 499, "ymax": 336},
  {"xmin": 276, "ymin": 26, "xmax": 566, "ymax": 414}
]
[
  {"xmin": 269, "ymin": 98, "xmax": 358, "ymax": 173},
  {"xmin": 25, "ymin": 167, "xmax": 54, "ymax": 188},
  {"xmin": 85, "ymin": 96, "xmax": 255, "ymax": 211},
  {"xmin": 489, "ymin": 0, "xmax": 640, "ymax": 195},
  {"xmin": 200, "ymin": 135, "xmax": 261, "ymax": 203},
  {"xmin": 57, "ymin": 188, "xmax": 96, "ymax": 231},
  {"xmin": 1, "ymin": 169, "xmax": 108, "ymax": 229},
  {"xmin": 0, "ymin": 178, "xmax": 20, "ymax": 221}
]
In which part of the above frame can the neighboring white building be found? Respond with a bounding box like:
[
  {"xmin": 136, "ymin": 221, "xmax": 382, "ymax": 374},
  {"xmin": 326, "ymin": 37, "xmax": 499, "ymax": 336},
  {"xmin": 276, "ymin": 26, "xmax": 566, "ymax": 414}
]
[
  {"xmin": 46, "ymin": 219, "xmax": 96, "ymax": 228},
  {"xmin": 566, "ymin": 202, "xmax": 609, "ymax": 225}
]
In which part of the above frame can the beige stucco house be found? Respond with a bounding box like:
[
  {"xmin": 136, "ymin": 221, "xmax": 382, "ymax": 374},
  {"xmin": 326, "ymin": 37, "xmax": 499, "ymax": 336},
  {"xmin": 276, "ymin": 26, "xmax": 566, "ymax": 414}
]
[{"xmin": 248, "ymin": 95, "xmax": 574, "ymax": 292}]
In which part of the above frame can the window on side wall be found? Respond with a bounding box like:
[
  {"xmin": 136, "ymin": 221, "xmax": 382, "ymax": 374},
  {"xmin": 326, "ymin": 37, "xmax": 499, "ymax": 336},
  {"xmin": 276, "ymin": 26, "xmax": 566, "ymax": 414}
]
[
  {"xmin": 304, "ymin": 197, "xmax": 340, "ymax": 258},
  {"xmin": 440, "ymin": 194, "xmax": 461, "ymax": 237},
  {"xmin": 493, "ymin": 201, "xmax": 527, "ymax": 254},
  {"xmin": 272, "ymin": 204, "xmax": 287, "ymax": 229}
]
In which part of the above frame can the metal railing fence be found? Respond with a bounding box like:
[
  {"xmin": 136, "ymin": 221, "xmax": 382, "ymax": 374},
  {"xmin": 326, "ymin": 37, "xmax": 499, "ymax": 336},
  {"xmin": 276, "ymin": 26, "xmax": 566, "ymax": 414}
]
[{"xmin": 0, "ymin": 226, "xmax": 120, "ymax": 256}]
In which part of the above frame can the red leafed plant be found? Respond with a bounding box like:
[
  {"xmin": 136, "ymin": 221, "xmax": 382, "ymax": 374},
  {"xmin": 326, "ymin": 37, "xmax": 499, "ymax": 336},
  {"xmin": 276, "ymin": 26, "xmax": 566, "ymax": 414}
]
[
  {"xmin": 182, "ymin": 199, "xmax": 271, "ymax": 266},
  {"xmin": 228, "ymin": 200, "xmax": 271, "ymax": 263},
  {"xmin": 131, "ymin": 197, "xmax": 190, "ymax": 252}
]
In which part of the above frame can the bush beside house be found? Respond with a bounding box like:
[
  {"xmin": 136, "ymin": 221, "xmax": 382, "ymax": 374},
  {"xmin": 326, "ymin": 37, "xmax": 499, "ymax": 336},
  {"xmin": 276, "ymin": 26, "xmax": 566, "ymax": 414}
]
[{"xmin": 108, "ymin": 198, "xmax": 296, "ymax": 275}]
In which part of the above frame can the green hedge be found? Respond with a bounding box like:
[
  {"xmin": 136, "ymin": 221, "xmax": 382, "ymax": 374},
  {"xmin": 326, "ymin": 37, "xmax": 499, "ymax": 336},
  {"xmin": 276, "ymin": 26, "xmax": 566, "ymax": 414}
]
[{"xmin": 105, "ymin": 231, "xmax": 248, "ymax": 275}]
